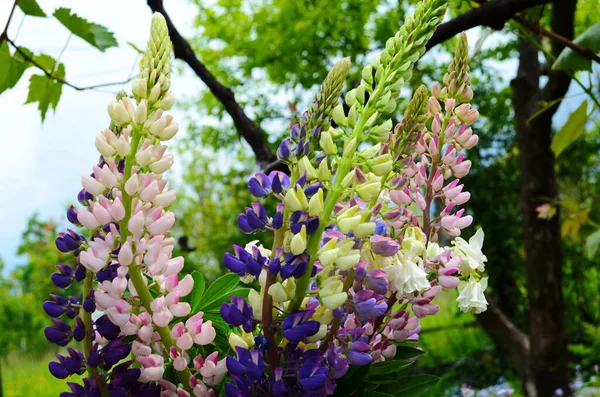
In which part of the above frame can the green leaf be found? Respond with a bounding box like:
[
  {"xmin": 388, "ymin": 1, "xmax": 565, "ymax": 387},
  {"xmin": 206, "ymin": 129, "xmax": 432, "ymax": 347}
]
[
  {"xmin": 392, "ymin": 346, "xmax": 424, "ymax": 360},
  {"xmin": 551, "ymin": 100, "xmax": 588, "ymax": 158},
  {"xmin": 585, "ymin": 229, "xmax": 600, "ymax": 258},
  {"xmin": 201, "ymin": 288, "xmax": 250, "ymax": 312},
  {"xmin": 195, "ymin": 273, "xmax": 241, "ymax": 310},
  {"xmin": 53, "ymin": 8, "xmax": 118, "ymax": 52},
  {"xmin": 190, "ymin": 271, "xmax": 206, "ymax": 312},
  {"xmin": 553, "ymin": 23, "xmax": 600, "ymax": 71},
  {"xmin": 0, "ymin": 42, "xmax": 29, "ymax": 94},
  {"xmin": 25, "ymin": 64, "xmax": 65, "ymax": 121},
  {"xmin": 385, "ymin": 375, "xmax": 439, "ymax": 397},
  {"xmin": 18, "ymin": 0, "xmax": 46, "ymax": 17},
  {"xmin": 332, "ymin": 365, "xmax": 370, "ymax": 397},
  {"xmin": 370, "ymin": 393, "xmax": 395, "ymax": 397},
  {"xmin": 369, "ymin": 360, "xmax": 412, "ymax": 376}
]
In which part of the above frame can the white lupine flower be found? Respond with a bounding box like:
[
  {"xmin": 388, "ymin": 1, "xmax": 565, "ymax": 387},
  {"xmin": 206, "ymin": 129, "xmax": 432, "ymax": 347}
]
[
  {"xmin": 456, "ymin": 276, "xmax": 488, "ymax": 314},
  {"xmin": 451, "ymin": 228, "xmax": 487, "ymax": 275},
  {"xmin": 386, "ymin": 251, "xmax": 430, "ymax": 298}
]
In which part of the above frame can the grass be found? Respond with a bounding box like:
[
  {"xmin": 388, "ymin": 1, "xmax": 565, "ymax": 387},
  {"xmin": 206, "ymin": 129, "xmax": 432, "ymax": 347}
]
[{"xmin": 1, "ymin": 352, "xmax": 79, "ymax": 397}]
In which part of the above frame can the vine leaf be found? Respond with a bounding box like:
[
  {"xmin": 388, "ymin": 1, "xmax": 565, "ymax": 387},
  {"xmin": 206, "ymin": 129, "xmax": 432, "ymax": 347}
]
[
  {"xmin": 0, "ymin": 42, "xmax": 29, "ymax": 94},
  {"xmin": 18, "ymin": 0, "xmax": 47, "ymax": 17},
  {"xmin": 553, "ymin": 23, "xmax": 600, "ymax": 71},
  {"xmin": 25, "ymin": 64, "xmax": 65, "ymax": 121},
  {"xmin": 53, "ymin": 8, "xmax": 118, "ymax": 52},
  {"xmin": 550, "ymin": 100, "xmax": 588, "ymax": 158}
]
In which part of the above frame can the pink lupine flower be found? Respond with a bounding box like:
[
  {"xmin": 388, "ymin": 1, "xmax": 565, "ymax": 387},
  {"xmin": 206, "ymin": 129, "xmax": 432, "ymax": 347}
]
[{"xmin": 138, "ymin": 354, "xmax": 165, "ymax": 382}]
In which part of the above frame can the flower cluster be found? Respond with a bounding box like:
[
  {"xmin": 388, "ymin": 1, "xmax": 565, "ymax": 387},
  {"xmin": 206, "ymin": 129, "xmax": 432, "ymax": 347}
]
[
  {"xmin": 46, "ymin": 1, "xmax": 491, "ymax": 396},
  {"xmin": 219, "ymin": 1, "xmax": 489, "ymax": 396},
  {"xmin": 45, "ymin": 14, "xmax": 225, "ymax": 397}
]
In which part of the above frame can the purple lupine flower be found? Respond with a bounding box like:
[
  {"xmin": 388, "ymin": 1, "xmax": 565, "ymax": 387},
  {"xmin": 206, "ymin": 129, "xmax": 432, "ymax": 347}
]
[
  {"xmin": 277, "ymin": 138, "xmax": 292, "ymax": 162},
  {"xmin": 348, "ymin": 339, "xmax": 373, "ymax": 366},
  {"xmin": 221, "ymin": 296, "xmax": 255, "ymax": 332},
  {"xmin": 354, "ymin": 290, "xmax": 387, "ymax": 324},
  {"xmin": 45, "ymin": 318, "xmax": 72, "ymax": 346},
  {"xmin": 55, "ymin": 229, "xmax": 85, "ymax": 253},
  {"xmin": 370, "ymin": 235, "xmax": 399, "ymax": 256},
  {"xmin": 223, "ymin": 244, "xmax": 263, "ymax": 277},
  {"xmin": 51, "ymin": 264, "xmax": 75, "ymax": 288},
  {"xmin": 282, "ymin": 310, "xmax": 320, "ymax": 343},
  {"xmin": 280, "ymin": 252, "xmax": 310, "ymax": 279},
  {"xmin": 248, "ymin": 173, "xmax": 272, "ymax": 198},
  {"xmin": 326, "ymin": 343, "xmax": 349, "ymax": 379},
  {"xmin": 272, "ymin": 203, "xmax": 284, "ymax": 230},
  {"xmin": 269, "ymin": 171, "xmax": 290, "ymax": 194}
]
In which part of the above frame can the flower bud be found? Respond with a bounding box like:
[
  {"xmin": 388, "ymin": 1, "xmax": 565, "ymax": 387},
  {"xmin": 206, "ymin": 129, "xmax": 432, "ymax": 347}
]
[
  {"xmin": 133, "ymin": 100, "xmax": 148, "ymax": 124},
  {"xmin": 149, "ymin": 154, "xmax": 174, "ymax": 174},
  {"xmin": 108, "ymin": 100, "xmax": 131, "ymax": 125},
  {"xmin": 290, "ymin": 225, "xmax": 307, "ymax": 255},
  {"xmin": 308, "ymin": 189, "xmax": 324, "ymax": 217},
  {"xmin": 319, "ymin": 128, "xmax": 336, "ymax": 155},
  {"xmin": 332, "ymin": 104, "xmax": 347, "ymax": 127},
  {"xmin": 132, "ymin": 78, "xmax": 148, "ymax": 99}
]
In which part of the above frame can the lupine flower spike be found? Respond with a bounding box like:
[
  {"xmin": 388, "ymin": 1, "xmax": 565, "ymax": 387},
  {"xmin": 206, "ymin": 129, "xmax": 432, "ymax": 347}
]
[{"xmin": 45, "ymin": 13, "xmax": 225, "ymax": 397}]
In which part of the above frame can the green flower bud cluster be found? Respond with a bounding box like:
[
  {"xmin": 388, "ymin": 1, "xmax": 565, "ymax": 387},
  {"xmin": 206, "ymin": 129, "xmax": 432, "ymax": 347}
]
[
  {"xmin": 303, "ymin": 57, "xmax": 351, "ymax": 133},
  {"xmin": 392, "ymin": 85, "xmax": 429, "ymax": 157},
  {"xmin": 136, "ymin": 13, "xmax": 173, "ymax": 103},
  {"xmin": 440, "ymin": 32, "xmax": 473, "ymax": 103}
]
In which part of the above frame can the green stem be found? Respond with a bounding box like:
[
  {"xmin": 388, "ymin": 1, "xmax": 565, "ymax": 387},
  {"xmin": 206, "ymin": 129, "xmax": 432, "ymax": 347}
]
[
  {"xmin": 82, "ymin": 271, "xmax": 109, "ymax": 397},
  {"xmin": 119, "ymin": 128, "xmax": 192, "ymax": 391}
]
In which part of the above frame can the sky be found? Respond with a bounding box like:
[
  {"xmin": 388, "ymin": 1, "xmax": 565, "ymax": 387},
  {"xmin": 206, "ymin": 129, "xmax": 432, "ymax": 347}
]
[
  {"xmin": 0, "ymin": 1, "xmax": 585, "ymax": 276},
  {"xmin": 0, "ymin": 0, "xmax": 203, "ymax": 274}
]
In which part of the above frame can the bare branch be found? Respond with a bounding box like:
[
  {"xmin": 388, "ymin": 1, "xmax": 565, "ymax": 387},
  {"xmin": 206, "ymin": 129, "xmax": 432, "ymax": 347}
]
[
  {"xmin": 0, "ymin": 0, "xmax": 19, "ymax": 45},
  {"xmin": 146, "ymin": 0, "xmax": 278, "ymax": 170}
]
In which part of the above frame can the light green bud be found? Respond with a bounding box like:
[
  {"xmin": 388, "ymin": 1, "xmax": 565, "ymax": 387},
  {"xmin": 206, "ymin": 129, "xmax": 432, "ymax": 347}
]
[
  {"xmin": 298, "ymin": 156, "xmax": 318, "ymax": 180},
  {"xmin": 347, "ymin": 104, "xmax": 357, "ymax": 127},
  {"xmin": 332, "ymin": 104, "xmax": 347, "ymax": 127},
  {"xmin": 319, "ymin": 129, "xmax": 336, "ymax": 155},
  {"xmin": 345, "ymin": 89, "xmax": 357, "ymax": 107},
  {"xmin": 318, "ymin": 159, "xmax": 331, "ymax": 182},
  {"xmin": 354, "ymin": 222, "xmax": 376, "ymax": 238},
  {"xmin": 355, "ymin": 85, "xmax": 366, "ymax": 105},
  {"xmin": 343, "ymin": 137, "xmax": 357, "ymax": 157},
  {"xmin": 368, "ymin": 153, "xmax": 393, "ymax": 176},
  {"xmin": 362, "ymin": 65, "xmax": 373, "ymax": 85},
  {"xmin": 308, "ymin": 189, "xmax": 324, "ymax": 217},
  {"xmin": 290, "ymin": 225, "xmax": 307, "ymax": 255},
  {"xmin": 356, "ymin": 179, "xmax": 381, "ymax": 202}
]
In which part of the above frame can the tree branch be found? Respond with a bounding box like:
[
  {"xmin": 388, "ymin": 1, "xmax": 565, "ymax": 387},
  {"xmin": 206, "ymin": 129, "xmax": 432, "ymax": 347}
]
[
  {"xmin": 514, "ymin": 15, "xmax": 600, "ymax": 65},
  {"xmin": 427, "ymin": 0, "xmax": 552, "ymax": 51},
  {"xmin": 0, "ymin": 0, "xmax": 19, "ymax": 45},
  {"xmin": 6, "ymin": 38, "xmax": 135, "ymax": 91},
  {"xmin": 146, "ymin": 0, "xmax": 278, "ymax": 170}
]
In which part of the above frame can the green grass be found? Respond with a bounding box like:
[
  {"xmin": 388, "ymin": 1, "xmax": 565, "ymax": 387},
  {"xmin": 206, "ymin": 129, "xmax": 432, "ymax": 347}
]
[{"xmin": 1, "ymin": 352, "xmax": 79, "ymax": 397}]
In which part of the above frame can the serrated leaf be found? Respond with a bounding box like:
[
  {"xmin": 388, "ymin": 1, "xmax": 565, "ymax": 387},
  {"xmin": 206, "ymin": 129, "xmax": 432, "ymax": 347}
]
[
  {"xmin": 25, "ymin": 64, "xmax": 65, "ymax": 121},
  {"xmin": 53, "ymin": 8, "xmax": 118, "ymax": 52},
  {"xmin": 18, "ymin": 0, "xmax": 46, "ymax": 17},
  {"xmin": 380, "ymin": 375, "xmax": 438, "ymax": 397},
  {"xmin": 553, "ymin": 23, "xmax": 600, "ymax": 71},
  {"xmin": 190, "ymin": 271, "xmax": 206, "ymax": 312},
  {"xmin": 196, "ymin": 273, "xmax": 241, "ymax": 310},
  {"xmin": 585, "ymin": 229, "xmax": 600, "ymax": 258},
  {"xmin": 551, "ymin": 100, "xmax": 588, "ymax": 158},
  {"xmin": 33, "ymin": 53, "xmax": 58, "ymax": 71},
  {"xmin": 0, "ymin": 42, "xmax": 29, "ymax": 94}
]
